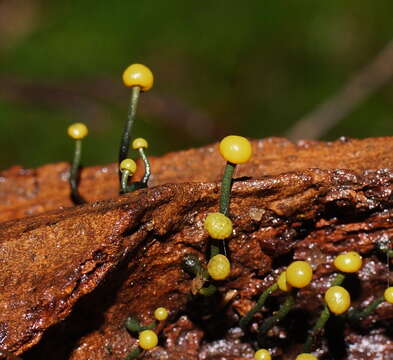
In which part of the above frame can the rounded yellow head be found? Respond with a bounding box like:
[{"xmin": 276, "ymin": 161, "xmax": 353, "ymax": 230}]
[
  {"xmin": 120, "ymin": 159, "xmax": 137, "ymax": 174},
  {"xmin": 67, "ymin": 123, "xmax": 88, "ymax": 140},
  {"xmin": 122, "ymin": 64, "xmax": 154, "ymax": 91},
  {"xmin": 219, "ymin": 135, "xmax": 252, "ymax": 164}
]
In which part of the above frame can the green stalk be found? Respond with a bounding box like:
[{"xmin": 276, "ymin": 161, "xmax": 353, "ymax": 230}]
[
  {"xmin": 120, "ymin": 170, "xmax": 130, "ymax": 194},
  {"xmin": 303, "ymin": 305, "xmax": 330, "ymax": 353},
  {"xmin": 124, "ymin": 347, "xmax": 141, "ymax": 360},
  {"xmin": 239, "ymin": 283, "xmax": 279, "ymax": 329},
  {"xmin": 331, "ymin": 273, "xmax": 346, "ymax": 286},
  {"xmin": 69, "ymin": 139, "xmax": 84, "ymax": 204},
  {"xmin": 210, "ymin": 244, "xmax": 220, "ymax": 259},
  {"xmin": 119, "ymin": 86, "xmax": 141, "ymax": 174},
  {"xmin": 139, "ymin": 148, "xmax": 151, "ymax": 185},
  {"xmin": 303, "ymin": 273, "xmax": 345, "ymax": 352},
  {"xmin": 219, "ymin": 162, "xmax": 235, "ymax": 216},
  {"xmin": 348, "ymin": 296, "xmax": 384, "ymax": 322},
  {"xmin": 257, "ymin": 294, "xmax": 295, "ymax": 343}
]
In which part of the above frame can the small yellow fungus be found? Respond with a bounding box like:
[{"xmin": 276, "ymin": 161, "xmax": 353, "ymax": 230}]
[
  {"xmin": 132, "ymin": 137, "xmax": 148, "ymax": 149},
  {"xmin": 67, "ymin": 123, "xmax": 88, "ymax": 140},
  {"xmin": 277, "ymin": 271, "xmax": 292, "ymax": 292},
  {"xmin": 122, "ymin": 64, "xmax": 154, "ymax": 91},
  {"xmin": 384, "ymin": 287, "xmax": 393, "ymax": 304},
  {"xmin": 286, "ymin": 261, "xmax": 313, "ymax": 288},
  {"xmin": 120, "ymin": 158, "xmax": 137, "ymax": 174},
  {"xmin": 325, "ymin": 286, "xmax": 351, "ymax": 314},
  {"xmin": 295, "ymin": 354, "xmax": 318, "ymax": 360},
  {"xmin": 207, "ymin": 254, "xmax": 231, "ymax": 280},
  {"xmin": 219, "ymin": 135, "xmax": 252, "ymax": 164},
  {"xmin": 334, "ymin": 251, "xmax": 362, "ymax": 273},
  {"xmin": 138, "ymin": 329, "xmax": 158, "ymax": 350},
  {"xmin": 154, "ymin": 307, "xmax": 169, "ymax": 321},
  {"xmin": 204, "ymin": 212, "xmax": 233, "ymax": 240},
  {"xmin": 254, "ymin": 348, "xmax": 271, "ymax": 360}
]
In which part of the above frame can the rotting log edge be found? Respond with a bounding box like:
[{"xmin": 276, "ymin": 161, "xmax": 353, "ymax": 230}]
[{"xmin": 1, "ymin": 137, "xmax": 393, "ymax": 358}]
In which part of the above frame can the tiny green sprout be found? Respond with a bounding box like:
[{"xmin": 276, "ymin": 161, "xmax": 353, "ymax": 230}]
[
  {"xmin": 67, "ymin": 122, "xmax": 88, "ymax": 204},
  {"xmin": 119, "ymin": 64, "xmax": 154, "ymax": 184},
  {"xmin": 132, "ymin": 137, "xmax": 151, "ymax": 186}
]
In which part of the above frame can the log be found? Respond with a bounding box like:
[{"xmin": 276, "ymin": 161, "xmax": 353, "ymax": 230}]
[{"xmin": 0, "ymin": 137, "xmax": 393, "ymax": 359}]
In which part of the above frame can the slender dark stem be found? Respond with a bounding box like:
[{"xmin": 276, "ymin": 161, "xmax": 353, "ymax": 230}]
[
  {"xmin": 69, "ymin": 139, "xmax": 84, "ymax": 204},
  {"xmin": 124, "ymin": 347, "xmax": 141, "ymax": 360},
  {"xmin": 119, "ymin": 86, "xmax": 141, "ymax": 175},
  {"xmin": 211, "ymin": 162, "xmax": 236, "ymax": 258},
  {"xmin": 126, "ymin": 181, "xmax": 147, "ymax": 192},
  {"xmin": 210, "ymin": 244, "xmax": 220, "ymax": 259},
  {"xmin": 139, "ymin": 148, "xmax": 151, "ymax": 185},
  {"xmin": 258, "ymin": 294, "xmax": 295, "ymax": 344},
  {"xmin": 120, "ymin": 170, "xmax": 130, "ymax": 194},
  {"xmin": 331, "ymin": 273, "xmax": 346, "ymax": 286},
  {"xmin": 303, "ymin": 305, "xmax": 330, "ymax": 353},
  {"xmin": 303, "ymin": 272, "xmax": 345, "ymax": 352},
  {"xmin": 219, "ymin": 162, "xmax": 236, "ymax": 216},
  {"xmin": 348, "ymin": 296, "xmax": 384, "ymax": 322},
  {"xmin": 239, "ymin": 283, "xmax": 279, "ymax": 329}
]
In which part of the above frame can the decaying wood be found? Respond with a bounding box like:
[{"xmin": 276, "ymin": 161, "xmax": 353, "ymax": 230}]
[{"xmin": 1, "ymin": 137, "xmax": 393, "ymax": 359}]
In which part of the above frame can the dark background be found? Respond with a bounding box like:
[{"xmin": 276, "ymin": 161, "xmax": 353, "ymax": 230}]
[{"xmin": 1, "ymin": 1, "xmax": 393, "ymax": 170}]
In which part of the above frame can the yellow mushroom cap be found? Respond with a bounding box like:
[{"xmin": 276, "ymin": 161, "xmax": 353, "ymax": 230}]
[
  {"xmin": 207, "ymin": 254, "xmax": 231, "ymax": 280},
  {"xmin": 122, "ymin": 63, "xmax": 154, "ymax": 91},
  {"xmin": 295, "ymin": 354, "xmax": 318, "ymax": 360},
  {"xmin": 325, "ymin": 285, "xmax": 351, "ymax": 315},
  {"xmin": 204, "ymin": 212, "xmax": 233, "ymax": 240},
  {"xmin": 334, "ymin": 251, "xmax": 363, "ymax": 273},
  {"xmin": 138, "ymin": 330, "xmax": 158, "ymax": 350},
  {"xmin": 286, "ymin": 261, "xmax": 313, "ymax": 288},
  {"xmin": 120, "ymin": 158, "xmax": 137, "ymax": 174},
  {"xmin": 132, "ymin": 137, "xmax": 148, "ymax": 149},
  {"xmin": 254, "ymin": 348, "xmax": 271, "ymax": 360},
  {"xmin": 67, "ymin": 123, "xmax": 88, "ymax": 140},
  {"xmin": 384, "ymin": 287, "xmax": 393, "ymax": 304},
  {"xmin": 219, "ymin": 135, "xmax": 252, "ymax": 164},
  {"xmin": 277, "ymin": 271, "xmax": 292, "ymax": 292},
  {"xmin": 154, "ymin": 307, "xmax": 169, "ymax": 321}
]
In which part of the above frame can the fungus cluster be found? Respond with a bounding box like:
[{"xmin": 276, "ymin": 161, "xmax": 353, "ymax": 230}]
[{"xmin": 61, "ymin": 64, "xmax": 393, "ymax": 360}]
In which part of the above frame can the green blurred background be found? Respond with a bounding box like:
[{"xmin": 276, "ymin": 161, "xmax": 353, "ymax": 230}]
[{"xmin": 1, "ymin": 0, "xmax": 393, "ymax": 170}]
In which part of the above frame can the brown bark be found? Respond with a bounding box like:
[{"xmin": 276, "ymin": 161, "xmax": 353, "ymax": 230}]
[{"xmin": 1, "ymin": 137, "xmax": 393, "ymax": 359}]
